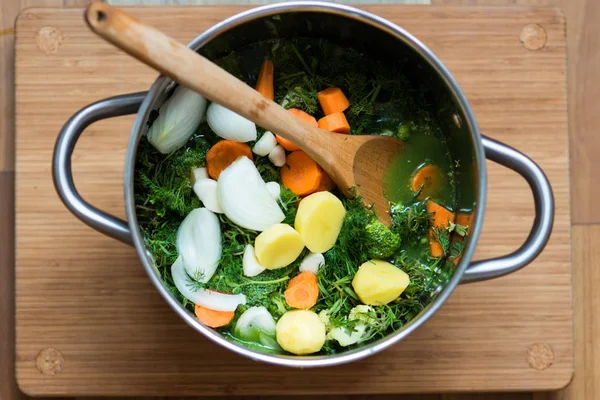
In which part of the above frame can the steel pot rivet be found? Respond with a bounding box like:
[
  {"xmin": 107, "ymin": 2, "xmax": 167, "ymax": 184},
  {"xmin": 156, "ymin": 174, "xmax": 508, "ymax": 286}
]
[
  {"xmin": 527, "ymin": 343, "xmax": 554, "ymax": 370},
  {"xmin": 36, "ymin": 348, "xmax": 65, "ymax": 375},
  {"xmin": 520, "ymin": 24, "xmax": 547, "ymax": 51}
]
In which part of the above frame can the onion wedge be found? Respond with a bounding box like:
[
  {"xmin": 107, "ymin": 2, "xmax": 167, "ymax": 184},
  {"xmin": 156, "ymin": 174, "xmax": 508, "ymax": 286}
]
[
  {"xmin": 217, "ymin": 156, "xmax": 284, "ymax": 231},
  {"xmin": 176, "ymin": 208, "xmax": 222, "ymax": 283},
  {"xmin": 171, "ymin": 256, "xmax": 246, "ymax": 311}
]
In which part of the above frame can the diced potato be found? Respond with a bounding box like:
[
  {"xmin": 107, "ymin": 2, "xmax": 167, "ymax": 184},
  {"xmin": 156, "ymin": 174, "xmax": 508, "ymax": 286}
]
[
  {"xmin": 254, "ymin": 224, "xmax": 304, "ymax": 269},
  {"xmin": 294, "ymin": 192, "xmax": 346, "ymax": 253},
  {"xmin": 276, "ymin": 310, "xmax": 326, "ymax": 355},
  {"xmin": 352, "ymin": 260, "xmax": 410, "ymax": 305}
]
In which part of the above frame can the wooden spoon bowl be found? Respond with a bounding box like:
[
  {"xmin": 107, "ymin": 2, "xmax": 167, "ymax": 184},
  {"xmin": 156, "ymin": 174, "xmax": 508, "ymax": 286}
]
[{"xmin": 85, "ymin": 2, "xmax": 405, "ymax": 221}]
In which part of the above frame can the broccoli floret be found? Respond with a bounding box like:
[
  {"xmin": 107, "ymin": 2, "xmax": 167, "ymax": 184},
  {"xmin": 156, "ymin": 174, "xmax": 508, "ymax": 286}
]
[
  {"xmin": 318, "ymin": 309, "xmax": 332, "ymax": 331},
  {"xmin": 365, "ymin": 220, "xmax": 401, "ymax": 259},
  {"xmin": 266, "ymin": 292, "xmax": 289, "ymax": 318}
]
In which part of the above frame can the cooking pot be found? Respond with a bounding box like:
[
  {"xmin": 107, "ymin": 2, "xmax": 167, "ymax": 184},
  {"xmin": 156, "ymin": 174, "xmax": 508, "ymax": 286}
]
[{"xmin": 53, "ymin": 1, "xmax": 554, "ymax": 367}]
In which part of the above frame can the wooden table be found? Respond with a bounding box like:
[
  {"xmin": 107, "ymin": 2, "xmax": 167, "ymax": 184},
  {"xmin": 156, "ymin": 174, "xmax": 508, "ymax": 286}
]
[{"xmin": 1, "ymin": 1, "xmax": 599, "ymax": 399}]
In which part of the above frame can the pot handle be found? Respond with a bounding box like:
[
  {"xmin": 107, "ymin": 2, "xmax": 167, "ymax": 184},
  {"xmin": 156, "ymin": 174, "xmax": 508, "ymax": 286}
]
[
  {"xmin": 53, "ymin": 92, "xmax": 147, "ymax": 245},
  {"xmin": 461, "ymin": 136, "xmax": 555, "ymax": 283}
]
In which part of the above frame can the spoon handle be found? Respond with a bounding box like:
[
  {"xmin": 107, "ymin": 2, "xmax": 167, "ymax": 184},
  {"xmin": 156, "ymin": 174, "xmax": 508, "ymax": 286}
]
[{"xmin": 85, "ymin": 2, "xmax": 327, "ymax": 153}]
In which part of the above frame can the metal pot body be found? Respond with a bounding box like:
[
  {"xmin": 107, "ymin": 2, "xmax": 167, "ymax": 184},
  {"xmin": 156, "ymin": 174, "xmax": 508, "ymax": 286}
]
[{"xmin": 53, "ymin": 1, "xmax": 554, "ymax": 367}]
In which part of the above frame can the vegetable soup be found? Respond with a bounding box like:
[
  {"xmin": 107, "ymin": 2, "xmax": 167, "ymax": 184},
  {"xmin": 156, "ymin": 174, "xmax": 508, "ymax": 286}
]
[{"xmin": 135, "ymin": 38, "xmax": 471, "ymax": 356}]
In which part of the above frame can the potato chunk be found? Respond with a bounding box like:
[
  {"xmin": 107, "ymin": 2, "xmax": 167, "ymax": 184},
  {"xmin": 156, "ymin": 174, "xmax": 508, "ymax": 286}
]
[
  {"xmin": 352, "ymin": 260, "xmax": 410, "ymax": 305},
  {"xmin": 294, "ymin": 192, "xmax": 346, "ymax": 253},
  {"xmin": 254, "ymin": 224, "xmax": 304, "ymax": 269},
  {"xmin": 275, "ymin": 310, "xmax": 326, "ymax": 355}
]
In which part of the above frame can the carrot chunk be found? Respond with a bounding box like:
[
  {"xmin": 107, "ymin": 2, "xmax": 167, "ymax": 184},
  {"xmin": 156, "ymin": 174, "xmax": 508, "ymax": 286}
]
[
  {"xmin": 285, "ymin": 271, "xmax": 319, "ymax": 309},
  {"xmin": 317, "ymin": 112, "xmax": 350, "ymax": 134},
  {"xmin": 206, "ymin": 140, "xmax": 253, "ymax": 180},
  {"xmin": 411, "ymin": 164, "xmax": 445, "ymax": 200},
  {"xmin": 317, "ymin": 87, "xmax": 350, "ymax": 115},
  {"xmin": 427, "ymin": 200, "xmax": 456, "ymax": 258},
  {"xmin": 255, "ymin": 59, "xmax": 274, "ymax": 101},
  {"xmin": 276, "ymin": 108, "xmax": 318, "ymax": 151},
  {"xmin": 194, "ymin": 304, "xmax": 235, "ymax": 328},
  {"xmin": 316, "ymin": 170, "xmax": 336, "ymax": 192},
  {"xmin": 280, "ymin": 150, "xmax": 323, "ymax": 196},
  {"xmin": 451, "ymin": 211, "xmax": 474, "ymax": 265}
]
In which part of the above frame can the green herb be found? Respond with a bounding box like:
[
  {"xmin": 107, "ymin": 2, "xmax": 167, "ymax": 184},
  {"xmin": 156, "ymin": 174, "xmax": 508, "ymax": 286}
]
[
  {"xmin": 450, "ymin": 239, "xmax": 467, "ymax": 260},
  {"xmin": 390, "ymin": 201, "xmax": 432, "ymax": 241},
  {"xmin": 432, "ymin": 221, "xmax": 470, "ymax": 258},
  {"xmin": 279, "ymin": 188, "xmax": 300, "ymax": 226},
  {"xmin": 448, "ymin": 220, "xmax": 469, "ymax": 237},
  {"xmin": 255, "ymin": 156, "xmax": 280, "ymax": 183},
  {"xmin": 432, "ymin": 226, "xmax": 452, "ymax": 257}
]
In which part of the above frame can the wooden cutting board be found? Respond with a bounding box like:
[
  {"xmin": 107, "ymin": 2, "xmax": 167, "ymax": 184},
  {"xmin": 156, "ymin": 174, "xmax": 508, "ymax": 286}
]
[{"xmin": 14, "ymin": 5, "xmax": 571, "ymax": 396}]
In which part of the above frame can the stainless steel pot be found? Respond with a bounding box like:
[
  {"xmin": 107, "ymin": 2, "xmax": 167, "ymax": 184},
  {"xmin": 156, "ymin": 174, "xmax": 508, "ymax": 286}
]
[{"xmin": 53, "ymin": 1, "xmax": 554, "ymax": 367}]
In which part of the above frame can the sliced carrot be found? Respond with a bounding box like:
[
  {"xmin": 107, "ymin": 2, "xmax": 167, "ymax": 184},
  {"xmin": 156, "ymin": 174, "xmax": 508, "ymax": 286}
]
[
  {"xmin": 451, "ymin": 211, "xmax": 474, "ymax": 265},
  {"xmin": 318, "ymin": 112, "xmax": 350, "ymax": 134},
  {"xmin": 411, "ymin": 164, "xmax": 445, "ymax": 200},
  {"xmin": 316, "ymin": 170, "xmax": 336, "ymax": 192},
  {"xmin": 194, "ymin": 304, "xmax": 235, "ymax": 328},
  {"xmin": 456, "ymin": 212, "xmax": 474, "ymax": 233},
  {"xmin": 428, "ymin": 200, "xmax": 455, "ymax": 231},
  {"xmin": 206, "ymin": 140, "xmax": 253, "ymax": 180},
  {"xmin": 287, "ymin": 108, "xmax": 318, "ymax": 126},
  {"xmin": 317, "ymin": 87, "xmax": 350, "ymax": 115},
  {"xmin": 284, "ymin": 271, "xmax": 319, "ymax": 309},
  {"xmin": 280, "ymin": 150, "xmax": 323, "ymax": 196},
  {"xmin": 255, "ymin": 59, "xmax": 274, "ymax": 101},
  {"xmin": 276, "ymin": 136, "xmax": 301, "ymax": 152},
  {"xmin": 427, "ymin": 200, "xmax": 456, "ymax": 258},
  {"xmin": 276, "ymin": 108, "xmax": 318, "ymax": 151}
]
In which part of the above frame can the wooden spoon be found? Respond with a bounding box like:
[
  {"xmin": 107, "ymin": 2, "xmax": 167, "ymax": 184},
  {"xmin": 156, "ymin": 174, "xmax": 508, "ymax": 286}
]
[{"xmin": 85, "ymin": 2, "xmax": 405, "ymax": 221}]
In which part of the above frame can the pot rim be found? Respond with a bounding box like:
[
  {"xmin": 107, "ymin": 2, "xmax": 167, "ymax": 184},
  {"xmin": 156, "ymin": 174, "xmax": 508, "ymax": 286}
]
[{"xmin": 123, "ymin": 0, "xmax": 487, "ymax": 367}]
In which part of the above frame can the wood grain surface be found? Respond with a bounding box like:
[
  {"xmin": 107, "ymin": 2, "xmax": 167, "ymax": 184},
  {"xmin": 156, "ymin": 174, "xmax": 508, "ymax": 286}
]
[
  {"xmin": 3, "ymin": 0, "xmax": 598, "ymax": 399},
  {"xmin": 13, "ymin": 5, "xmax": 571, "ymax": 397}
]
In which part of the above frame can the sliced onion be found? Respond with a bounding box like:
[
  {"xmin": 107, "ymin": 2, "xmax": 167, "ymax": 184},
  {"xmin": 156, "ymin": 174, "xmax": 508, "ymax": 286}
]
[
  {"xmin": 217, "ymin": 156, "xmax": 284, "ymax": 231},
  {"xmin": 171, "ymin": 256, "xmax": 246, "ymax": 311},
  {"xmin": 147, "ymin": 86, "xmax": 207, "ymax": 154},
  {"xmin": 265, "ymin": 181, "xmax": 281, "ymax": 201},
  {"xmin": 176, "ymin": 208, "xmax": 222, "ymax": 283},
  {"xmin": 243, "ymin": 244, "xmax": 266, "ymax": 277},
  {"xmin": 193, "ymin": 179, "xmax": 223, "ymax": 214},
  {"xmin": 252, "ymin": 131, "xmax": 277, "ymax": 156},
  {"xmin": 192, "ymin": 167, "xmax": 209, "ymax": 184},
  {"xmin": 206, "ymin": 102, "xmax": 257, "ymax": 142},
  {"xmin": 234, "ymin": 306, "xmax": 276, "ymax": 340},
  {"xmin": 268, "ymin": 145, "xmax": 286, "ymax": 167},
  {"xmin": 299, "ymin": 252, "xmax": 325, "ymax": 274}
]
